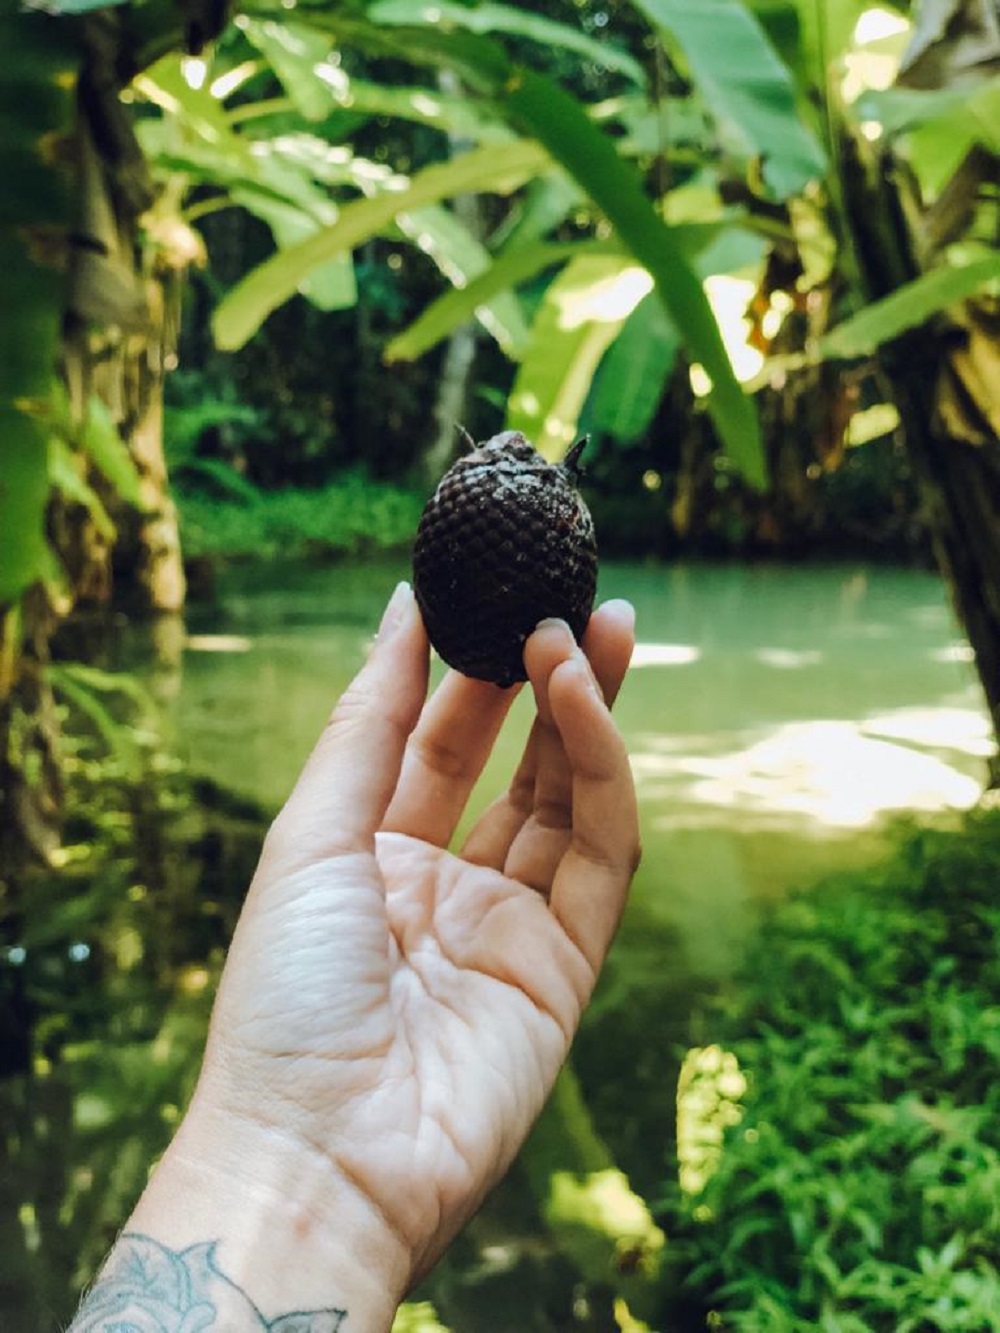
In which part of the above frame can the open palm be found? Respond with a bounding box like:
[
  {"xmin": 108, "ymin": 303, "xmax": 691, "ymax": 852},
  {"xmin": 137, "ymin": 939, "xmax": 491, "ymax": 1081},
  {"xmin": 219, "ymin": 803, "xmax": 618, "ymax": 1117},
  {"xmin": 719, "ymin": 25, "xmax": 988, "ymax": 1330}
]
[{"xmin": 194, "ymin": 588, "xmax": 639, "ymax": 1289}]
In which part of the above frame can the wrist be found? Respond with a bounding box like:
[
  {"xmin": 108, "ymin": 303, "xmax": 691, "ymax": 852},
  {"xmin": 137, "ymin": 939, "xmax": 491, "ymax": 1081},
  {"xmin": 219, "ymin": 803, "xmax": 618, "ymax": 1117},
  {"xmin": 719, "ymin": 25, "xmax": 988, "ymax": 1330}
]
[{"xmin": 124, "ymin": 1097, "xmax": 413, "ymax": 1332}]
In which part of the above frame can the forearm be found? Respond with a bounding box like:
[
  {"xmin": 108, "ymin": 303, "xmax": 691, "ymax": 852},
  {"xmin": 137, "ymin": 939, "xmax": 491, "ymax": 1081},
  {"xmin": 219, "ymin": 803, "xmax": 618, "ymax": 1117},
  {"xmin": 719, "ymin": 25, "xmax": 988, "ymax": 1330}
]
[{"xmin": 69, "ymin": 1101, "xmax": 410, "ymax": 1333}]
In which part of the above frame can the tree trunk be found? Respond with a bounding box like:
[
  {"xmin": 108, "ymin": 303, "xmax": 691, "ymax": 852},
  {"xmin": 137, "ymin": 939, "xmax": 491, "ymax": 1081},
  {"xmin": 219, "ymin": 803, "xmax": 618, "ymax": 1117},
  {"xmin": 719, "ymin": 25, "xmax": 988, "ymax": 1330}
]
[
  {"xmin": 1, "ymin": 3, "xmax": 226, "ymax": 875},
  {"xmin": 838, "ymin": 123, "xmax": 1000, "ymax": 780},
  {"xmin": 884, "ymin": 335, "xmax": 1000, "ymax": 783},
  {"xmin": 73, "ymin": 17, "xmax": 186, "ymax": 613}
]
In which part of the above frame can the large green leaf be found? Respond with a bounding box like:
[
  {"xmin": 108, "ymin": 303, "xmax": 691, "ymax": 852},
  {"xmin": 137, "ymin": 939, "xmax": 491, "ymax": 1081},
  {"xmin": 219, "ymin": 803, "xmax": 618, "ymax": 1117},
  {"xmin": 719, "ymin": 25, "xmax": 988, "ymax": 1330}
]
[
  {"xmin": 275, "ymin": 11, "xmax": 513, "ymax": 94},
  {"xmin": 633, "ymin": 0, "xmax": 827, "ymax": 198},
  {"xmin": 212, "ymin": 139, "xmax": 550, "ymax": 350},
  {"xmin": 369, "ymin": 0, "xmax": 646, "ymax": 84},
  {"xmin": 491, "ymin": 172, "xmax": 583, "ymax": 252},
  {"xmin": 285, "ymin": 72, "xmax": 514, "ymax": 143},
  {"xmin": 499, "ymin": 69, "xmax": 765, "ymax": 486},
  {"xmin": 506, "ymin": 254, "xmax": 650, "ymax": 458},
  {"xmin": 136, "ymin": 55, "xmax": 250, "ymax": 162},
  {"xmin": 239, "ymin": 19, "xmax": 513, "ymax": 143},
  {"xmin": 386, "ymin": 221, "xmax": 743, "ymax": 363},
  {"xmin": 230, "ymin": 188, "xmax": 358, "ymax": 311},
  {"xmin": 854, "ymin": 85, "xmax": 972, "ymax": 137},
  {"xmin": 0, "ymin": 409, "xmax": 55, "ymax": 604},
  {"xmin": 392, "ymin": 205, "xmax": 529, "ymax": 356},
  {"xmin": 820, "ymin": 253, "xmax": 1000, "ymax": 360},
  {"xmin": 386, "ymin": 239, "xmax": 610, "ymax": 362},
  {"xmin": 239, "ymin": 18, "xmax": 335, "ymax": 121},
  {"xmin": 587, "ymin": 293, "xmax": 680, "ymax": 442}
]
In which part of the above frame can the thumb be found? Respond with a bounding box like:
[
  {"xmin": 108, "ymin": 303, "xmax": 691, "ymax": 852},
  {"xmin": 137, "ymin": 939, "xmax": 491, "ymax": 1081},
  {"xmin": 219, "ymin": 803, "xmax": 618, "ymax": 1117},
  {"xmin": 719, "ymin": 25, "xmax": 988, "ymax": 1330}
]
[{"xmin": 263, "ymin": 582, "xmax": 429, "ymax": 875}]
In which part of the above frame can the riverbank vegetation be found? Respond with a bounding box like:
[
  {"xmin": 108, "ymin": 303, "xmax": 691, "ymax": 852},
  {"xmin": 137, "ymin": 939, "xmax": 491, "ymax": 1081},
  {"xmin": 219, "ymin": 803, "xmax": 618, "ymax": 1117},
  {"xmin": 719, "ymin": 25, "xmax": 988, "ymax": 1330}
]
[
  {"xmin": 176, "ymin": 473, "xmax": 424, "ymax": 561},
  {"xmin": 661, "ymin": 810, "xmax": 1000, "ymax": 1329}
]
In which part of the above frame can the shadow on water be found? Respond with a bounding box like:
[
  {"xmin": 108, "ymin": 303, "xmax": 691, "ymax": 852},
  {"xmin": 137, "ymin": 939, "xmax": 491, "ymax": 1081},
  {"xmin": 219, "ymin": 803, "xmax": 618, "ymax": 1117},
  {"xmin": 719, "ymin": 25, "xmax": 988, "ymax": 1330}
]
[{"xmin": 0, "ymin": 558, "xmax": 991, "ymax": 1330}]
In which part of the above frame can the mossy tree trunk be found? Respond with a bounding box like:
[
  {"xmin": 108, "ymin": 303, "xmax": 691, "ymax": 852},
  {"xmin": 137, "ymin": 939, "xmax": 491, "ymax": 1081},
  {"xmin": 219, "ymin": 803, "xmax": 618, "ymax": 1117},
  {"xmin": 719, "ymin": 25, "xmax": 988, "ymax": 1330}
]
[
  {"xmin": 838, "ymin": 116, "xmax": 1000, "ymax": 780},
  {"xmin": 0, "ymin": 1, "xmax": 227, "ymax": 875}
]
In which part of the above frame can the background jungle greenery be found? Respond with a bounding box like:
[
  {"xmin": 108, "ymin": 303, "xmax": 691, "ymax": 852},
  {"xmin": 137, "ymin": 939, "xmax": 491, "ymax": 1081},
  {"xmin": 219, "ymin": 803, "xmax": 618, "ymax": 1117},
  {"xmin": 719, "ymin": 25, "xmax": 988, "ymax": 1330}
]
[{"xmin": 659, "ymin": 809, "xmax": 1000, "ymax": 1330}]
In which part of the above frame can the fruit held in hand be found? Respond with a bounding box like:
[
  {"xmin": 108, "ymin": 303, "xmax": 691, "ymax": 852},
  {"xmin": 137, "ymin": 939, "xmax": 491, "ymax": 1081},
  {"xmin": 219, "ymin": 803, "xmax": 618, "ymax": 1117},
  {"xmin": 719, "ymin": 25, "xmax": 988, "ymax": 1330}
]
[{"xmin": 412, "ymin": 430, "xmax": 598, "ymax": 686}]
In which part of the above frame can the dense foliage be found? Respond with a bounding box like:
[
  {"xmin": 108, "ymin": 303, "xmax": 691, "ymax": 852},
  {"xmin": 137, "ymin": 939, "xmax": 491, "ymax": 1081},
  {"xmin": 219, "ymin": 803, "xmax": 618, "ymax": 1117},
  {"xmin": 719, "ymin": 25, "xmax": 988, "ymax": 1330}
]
[
  {"xmin": 661, "ymin": 811, "xmax": 1000, "ymax": 1329},
  {"xmin": 176, "ymin": 473, "xmax": 424, "ymax": 560}
]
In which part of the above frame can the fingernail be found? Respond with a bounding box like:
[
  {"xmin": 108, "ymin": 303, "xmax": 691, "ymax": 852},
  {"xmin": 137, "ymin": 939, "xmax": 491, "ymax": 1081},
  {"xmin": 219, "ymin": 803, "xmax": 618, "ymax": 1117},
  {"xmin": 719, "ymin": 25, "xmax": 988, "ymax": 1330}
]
[
  {"xmin": 377, "ymin": 581, "xmax": 413, "ymax": 643},
  {"xmin": 600, "ymin": 598, "xmax": 636, "ymax": 633},
  {"xmin": 534, "ymin": 617, "xmax": 574, "ymax": 642},
  {"xmin": 564, "ymin": 654, "xmax": 602, "ymax": 696}
]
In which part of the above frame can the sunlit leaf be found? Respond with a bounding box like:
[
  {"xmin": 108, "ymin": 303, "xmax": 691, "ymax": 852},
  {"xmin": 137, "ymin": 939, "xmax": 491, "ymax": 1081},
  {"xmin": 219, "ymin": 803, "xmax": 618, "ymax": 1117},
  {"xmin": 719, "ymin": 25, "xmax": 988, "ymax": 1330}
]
[
  {"xmin": 820, "ymin": 253, "xmax": 1000, "ymax": 359},
  {"xmin": 633, "ymin": 0, "xmax": 827, "ymax": 198},
  {"xmin": 391, "ymin": 1301, "xmax": 451, "ymax": 1333},
  {"xmin": 506, "ymin": 254, "xmax": 649, "ymax": 458},
  {"xmin": 386, "ymin": 239, "xmax": 609, "ymax": 362},
  {"xmin": 323, "ymin": 73, "xmax": 513, "ymax": 141},
  {"xmin": 277, "ymin": 10, "xmax": 513, "ymax": 94},
  {"xmin": 854, "ymin": 84, "xmax": 972, "ymax": 136},
  {"xmin": 896, "ymin": 82, "xmax": 1000, "ymax": 199},
  {"xmin": 762, "ymin": 0, "xmax": 868, "ymax": 116},
  {"xmin": 229, "ymin": 188, "xmax": 358, "ymax": 311},
  {"xmin": 588, "ymin": 293, "xmax": 680, "ymax": 442},
  {"xmin": 499, "ymin": 69, "xmax": 765, "ymax": 485},
  {"xmin": 213, "ymin": 140, "xmax": 550, "ymax": 350},
  {"xmin": 239, "ymin": 18, "xmax": 335, "ymax": 121},
  {"xmin": 369, "ymin": 0, "xmax": 646, "ymax": 84},
  {"xmin": 388, "ymin": 219, "xmax": 747, "ymax": 363},
  {"xmin": 845, "ymin": 402, "xmax": 901, "ymax": 447},
  {"xmin": 392, "ymin": 204, "xmax": 528, "ymax": 355},
  {"xmin": 135, "ymin": 56, "xmax": 249, "ymax": 161}
]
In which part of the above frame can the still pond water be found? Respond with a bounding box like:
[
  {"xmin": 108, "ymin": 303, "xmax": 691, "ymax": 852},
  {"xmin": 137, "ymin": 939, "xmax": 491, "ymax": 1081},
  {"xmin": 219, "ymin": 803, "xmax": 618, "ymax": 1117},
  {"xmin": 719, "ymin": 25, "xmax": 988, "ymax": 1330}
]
[{"xmin": 3, "ymin": 558, "xmax": 993, "ymax": 1330}]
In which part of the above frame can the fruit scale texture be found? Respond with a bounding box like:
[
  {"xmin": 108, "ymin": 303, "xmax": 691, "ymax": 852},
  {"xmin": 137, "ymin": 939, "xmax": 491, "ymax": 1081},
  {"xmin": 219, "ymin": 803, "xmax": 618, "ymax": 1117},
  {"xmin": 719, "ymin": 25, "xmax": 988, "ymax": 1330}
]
[{"xmin": 412, "ymin": 430, "xmax": 598, "ymax": 687}]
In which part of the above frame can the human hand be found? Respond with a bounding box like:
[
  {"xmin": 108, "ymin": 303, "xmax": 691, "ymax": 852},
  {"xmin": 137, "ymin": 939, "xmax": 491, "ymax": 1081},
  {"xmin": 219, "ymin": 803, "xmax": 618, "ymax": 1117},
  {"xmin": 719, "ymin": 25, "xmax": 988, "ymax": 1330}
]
[{"xmin": 124, "ymin": 583, "xmax": 639, "ymax": 1328}]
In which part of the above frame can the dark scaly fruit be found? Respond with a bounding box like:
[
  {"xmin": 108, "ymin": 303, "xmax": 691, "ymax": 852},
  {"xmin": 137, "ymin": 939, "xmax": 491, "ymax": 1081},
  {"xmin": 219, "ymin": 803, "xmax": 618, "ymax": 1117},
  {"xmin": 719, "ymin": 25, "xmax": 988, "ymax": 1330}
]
[{"xmin": 412, "ymin": 430, "xmax": 598, "ymax": 687}]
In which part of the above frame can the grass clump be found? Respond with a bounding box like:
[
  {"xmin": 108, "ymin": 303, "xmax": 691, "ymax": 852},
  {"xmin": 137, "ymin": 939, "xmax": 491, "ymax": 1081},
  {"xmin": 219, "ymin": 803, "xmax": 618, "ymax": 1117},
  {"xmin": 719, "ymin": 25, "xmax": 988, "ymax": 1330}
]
[
  {"xmin": 660, "ymin": 809, "xmax": 1000, "ymax": 1331},
  {"xmin": 177, "ymin": 471, "xmax": 424, "ymax": 560}
]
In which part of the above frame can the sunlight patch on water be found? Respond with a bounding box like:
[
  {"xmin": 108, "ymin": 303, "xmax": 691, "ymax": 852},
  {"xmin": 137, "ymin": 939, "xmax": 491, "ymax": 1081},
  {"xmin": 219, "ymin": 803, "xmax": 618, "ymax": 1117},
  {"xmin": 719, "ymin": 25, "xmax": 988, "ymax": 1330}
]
[
  {"xmin": 754, "ymin": 648, "xmax": 824, "ymax": 669},
  {"xmin": 631, "ymin": 642, "xmax": 701, "ymax": 667},
  {"xmin": 632, "ymin": 717, "xmax": 984, "ymax": 830},
  {"xmin": 862, "ymin": 706, "xmax": 994, "ymax": 757},
  {"xmin": 184, "ymin": 634, "xmax": 254, "ymax": 653},
  {"xmin": 931, "ymin": 644, "xmax": 976, "ymax": 664}
]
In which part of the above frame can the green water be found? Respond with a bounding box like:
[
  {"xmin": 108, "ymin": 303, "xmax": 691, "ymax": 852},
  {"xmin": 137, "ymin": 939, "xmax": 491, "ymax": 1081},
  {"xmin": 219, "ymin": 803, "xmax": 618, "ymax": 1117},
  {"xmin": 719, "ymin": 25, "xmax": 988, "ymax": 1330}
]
[
  {"xmin": 2, "ymin": 558, "xmax": 991, "ymax": 1330},
  {"xmin": 163, "ymin": 557, "xmax": 988, "ymax": 975}
]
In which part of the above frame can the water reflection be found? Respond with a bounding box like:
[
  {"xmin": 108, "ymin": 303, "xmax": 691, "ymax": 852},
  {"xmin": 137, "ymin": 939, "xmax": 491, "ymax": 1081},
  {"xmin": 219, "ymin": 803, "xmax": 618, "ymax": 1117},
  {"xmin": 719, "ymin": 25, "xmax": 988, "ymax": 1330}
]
[{"xmin": 633, "ymin": 716, "xmax": 983, "ymax": 829}]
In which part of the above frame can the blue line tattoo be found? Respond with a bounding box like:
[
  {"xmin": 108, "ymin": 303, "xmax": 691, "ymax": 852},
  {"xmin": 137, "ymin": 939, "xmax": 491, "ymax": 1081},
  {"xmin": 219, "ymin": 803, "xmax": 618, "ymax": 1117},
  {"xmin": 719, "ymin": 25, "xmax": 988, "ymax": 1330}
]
[{"xmin": 70, "ymin": 1233, "xmax": 347, "ymax": 1331}]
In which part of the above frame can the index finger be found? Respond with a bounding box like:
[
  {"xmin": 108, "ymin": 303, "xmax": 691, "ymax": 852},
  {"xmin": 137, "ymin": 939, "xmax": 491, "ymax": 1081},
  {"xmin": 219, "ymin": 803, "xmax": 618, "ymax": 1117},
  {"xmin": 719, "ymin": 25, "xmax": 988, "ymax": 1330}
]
[
  {"xmin": 546, "ymin": 656, "xmax": 641, "ymax": 973},
  {"xmin": 260, "ymin": 583, "xmax": 429, "ymax": 879}
]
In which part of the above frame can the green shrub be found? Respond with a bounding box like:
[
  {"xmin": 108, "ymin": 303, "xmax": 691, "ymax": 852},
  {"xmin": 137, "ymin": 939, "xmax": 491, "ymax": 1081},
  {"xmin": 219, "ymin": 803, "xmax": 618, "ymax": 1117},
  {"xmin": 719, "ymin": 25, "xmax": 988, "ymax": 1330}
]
[
  {"xmin": 660, "ymin": 810, "xmax": 1000, "ymax": 1331},
  {"xmin": 177, "ymin": 472, "xmax": 425, "ymax": 559}
]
